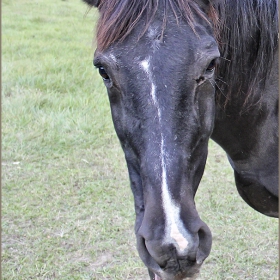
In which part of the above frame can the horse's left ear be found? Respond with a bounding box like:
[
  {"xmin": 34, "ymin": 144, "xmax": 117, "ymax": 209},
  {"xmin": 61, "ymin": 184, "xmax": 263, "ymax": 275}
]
[{"xmin": 82, "ymin": 0, "xmax": 100, "ymax": 8}]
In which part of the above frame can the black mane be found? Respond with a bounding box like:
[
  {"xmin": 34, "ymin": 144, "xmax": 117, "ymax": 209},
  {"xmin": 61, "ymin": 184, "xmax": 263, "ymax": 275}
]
[
  {"xmin": 95, "ymin": 0, "xmax": 210, "ymax": 51},
  {"xmin": 93, "ymin": 0, "xmax": 278, "ymax": 105},
  {"xmin": 215, "ymin": 0, "xmax": 278, "ymax": 106}
]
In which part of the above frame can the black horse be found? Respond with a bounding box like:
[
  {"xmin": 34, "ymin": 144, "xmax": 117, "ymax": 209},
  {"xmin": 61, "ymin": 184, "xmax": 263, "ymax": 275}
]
[{"xmin": 82, "ymin": 0, "xmax": 278, "ymax": 279}]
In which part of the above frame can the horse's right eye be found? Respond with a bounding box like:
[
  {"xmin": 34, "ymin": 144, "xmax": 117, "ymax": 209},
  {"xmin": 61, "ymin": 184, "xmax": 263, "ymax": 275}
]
[{"xmin": 98, "ymin": 66, "xmax": 110, "ymax": 81}]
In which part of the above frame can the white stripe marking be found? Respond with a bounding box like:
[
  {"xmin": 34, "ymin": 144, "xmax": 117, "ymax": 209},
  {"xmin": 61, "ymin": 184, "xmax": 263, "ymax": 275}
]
[
  {"xmin": 109, "ymin": 54, "xmax": 117, "ymax": 62},
  {"xmin": 140, "ymin": 58, "xmax": 189, "ymax": 253}
]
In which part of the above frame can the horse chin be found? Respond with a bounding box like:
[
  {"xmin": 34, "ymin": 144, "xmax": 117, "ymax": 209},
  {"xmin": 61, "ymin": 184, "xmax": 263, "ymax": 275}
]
[
  {"xmin": 154, "ymin": 269, "xmax": 201, "ymax": 280},
  {"xmin": 154, "ymin": 274, "xmax": 200, "ymax": 280}
]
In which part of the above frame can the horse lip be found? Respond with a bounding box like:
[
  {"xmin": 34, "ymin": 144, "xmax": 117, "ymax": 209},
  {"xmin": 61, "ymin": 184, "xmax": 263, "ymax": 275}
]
[
  {"xmin": 136, "ymin": 220, "xmax": 209, "ymax": 280},
  {"xmin": 137, "ymin": 236, "xmax": 201, "ymax": 280},
  {"xmin": 152, "ymin": 261, "xmax": 202, "ymax": 280},
  {"xmin": 154, "ymin": 271, "xmax": 200, "ymax": 280}
]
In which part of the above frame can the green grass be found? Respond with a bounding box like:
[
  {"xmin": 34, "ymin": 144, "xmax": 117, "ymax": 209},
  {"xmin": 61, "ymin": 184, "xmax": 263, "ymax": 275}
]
[{"xmin": 2, "ymin": 0, "xmax": 278, "ymax": 279}]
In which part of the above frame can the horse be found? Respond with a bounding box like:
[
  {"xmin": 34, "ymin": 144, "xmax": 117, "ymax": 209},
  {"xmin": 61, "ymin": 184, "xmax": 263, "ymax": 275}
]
[{"xmin": 82, "ymin": 0, "xmax": 278, "ymax": 279}]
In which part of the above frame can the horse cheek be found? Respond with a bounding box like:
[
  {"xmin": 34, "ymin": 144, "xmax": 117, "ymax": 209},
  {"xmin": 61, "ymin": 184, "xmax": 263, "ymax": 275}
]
[{"xmin": 196, "ymin": 84, "xmax": 216, "ymax": 135}]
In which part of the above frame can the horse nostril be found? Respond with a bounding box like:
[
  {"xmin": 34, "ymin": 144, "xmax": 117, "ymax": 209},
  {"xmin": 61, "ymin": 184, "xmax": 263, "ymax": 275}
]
[
  {"xmin": 196, "ymin": 224, "xmax": 212, "ymax": 264},
  {"xmin": 136, "ymin": 235, "xmax": 163, "ymax": 274}
]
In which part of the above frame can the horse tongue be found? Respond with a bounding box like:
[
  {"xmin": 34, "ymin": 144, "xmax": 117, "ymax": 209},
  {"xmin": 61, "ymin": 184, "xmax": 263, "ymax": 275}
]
[{"xmin": 154, "ymin": 275, "xmax": 162, "ymax": 280}]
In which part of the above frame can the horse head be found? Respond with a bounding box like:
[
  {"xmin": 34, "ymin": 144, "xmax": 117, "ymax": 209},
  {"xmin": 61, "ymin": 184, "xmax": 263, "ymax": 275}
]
[{"xmin": 84, "ymin": 0, "xmax": 220, "ymax": 279}]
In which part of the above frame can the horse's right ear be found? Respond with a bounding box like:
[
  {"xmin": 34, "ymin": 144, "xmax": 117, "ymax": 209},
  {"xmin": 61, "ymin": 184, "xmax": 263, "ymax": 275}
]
[{"xmin": 82, "ymin": 0, "xmax": 100, "ymax": 8}]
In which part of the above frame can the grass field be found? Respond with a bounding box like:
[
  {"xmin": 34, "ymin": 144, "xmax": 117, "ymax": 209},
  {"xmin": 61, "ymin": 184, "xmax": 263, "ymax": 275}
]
[{"xmin": 2, "ymin": 0, "xmax": 278, "ymax": 279}]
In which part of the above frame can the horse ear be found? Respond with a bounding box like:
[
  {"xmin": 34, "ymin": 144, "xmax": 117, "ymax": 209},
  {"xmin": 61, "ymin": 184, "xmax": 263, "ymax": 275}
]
[{"xmin": 82, "ymin": 0, "xmax": 100, "ymax": 8}]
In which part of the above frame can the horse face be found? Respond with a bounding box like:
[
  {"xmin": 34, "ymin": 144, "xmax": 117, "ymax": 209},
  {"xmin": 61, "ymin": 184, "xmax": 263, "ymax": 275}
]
[{"xmin": 93, "ymin": 7, "xmax": 219, "ymax": 280}]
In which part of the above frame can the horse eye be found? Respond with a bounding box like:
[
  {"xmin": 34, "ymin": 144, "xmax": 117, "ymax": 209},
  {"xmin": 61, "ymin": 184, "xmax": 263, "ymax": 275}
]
[
  {"xmin": 98, "ymin": 66, "xmax": 110, "ymax": 81},
  {"xmin": 206, "ymin": 59, "xmax": 216, "ymax": 72}
]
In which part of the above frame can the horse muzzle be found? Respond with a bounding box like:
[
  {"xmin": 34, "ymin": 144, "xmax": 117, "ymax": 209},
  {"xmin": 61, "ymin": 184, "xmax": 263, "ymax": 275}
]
[{"xmin": 136, "ymin": 215, "xmax": 212, "ymax": 280}]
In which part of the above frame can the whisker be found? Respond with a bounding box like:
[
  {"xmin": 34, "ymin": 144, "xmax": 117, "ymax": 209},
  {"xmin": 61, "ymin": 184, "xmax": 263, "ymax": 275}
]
[
  {"xmin": 214, "ymin": 80, "xmax": 227, "ymax": 98},
  {"xmin": 215, "ymin": 77, "xmax": 228, "ymax": 85},
  {"xmin": 209, "ymin": 79, "xmax": 216, "ymax": 90},
  {"xmin": 219, "ymin": 56, "xmax": 231, "ymax": 62}
]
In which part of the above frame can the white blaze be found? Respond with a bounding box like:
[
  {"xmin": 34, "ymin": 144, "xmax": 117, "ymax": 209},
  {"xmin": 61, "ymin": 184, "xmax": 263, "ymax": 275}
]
[
  {"xmin": 140, "ymin": 58, "xmax": 189, "ymax": 253},
  {"xmin": 109, "ymin": 54, "xmax": 117, "ymax": 63}
]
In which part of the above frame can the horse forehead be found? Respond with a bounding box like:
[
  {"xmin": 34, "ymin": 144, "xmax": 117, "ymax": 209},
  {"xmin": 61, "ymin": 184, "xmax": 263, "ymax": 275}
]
[
  {"xmin": 104, "ymin": 20, "xmax": 217, "ymax": 74},
  {"xmin": 147, "ymin": 24, "xmax": 161, "ymax": 39}
]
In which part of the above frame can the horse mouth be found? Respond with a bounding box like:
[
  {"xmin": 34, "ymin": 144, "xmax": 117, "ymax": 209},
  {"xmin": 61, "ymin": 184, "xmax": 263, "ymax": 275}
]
[
  {"xmin": 154, "ymin": 272, "xmax": 200, "ymax": 280},
  {"xmin": 153, "ymin": 263, "xmax": 201, "ymax": 280},
  {"xmin": 137, "ymin": 227, "xmax": 209, "ymax": 280}
]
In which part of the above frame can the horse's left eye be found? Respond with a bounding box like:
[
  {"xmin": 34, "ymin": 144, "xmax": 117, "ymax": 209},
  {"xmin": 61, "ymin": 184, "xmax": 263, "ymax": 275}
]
[
  {"xmin": 98, "ymin": 66, "xmax": 110, "ymax": 81},
  {"xmin": 206, "ymin": 59, "xmax": 216, "ymax": 72}
]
